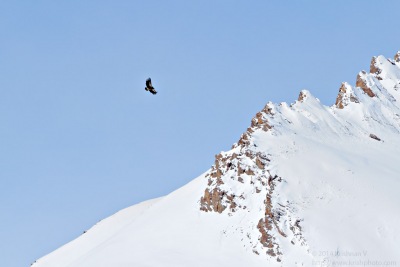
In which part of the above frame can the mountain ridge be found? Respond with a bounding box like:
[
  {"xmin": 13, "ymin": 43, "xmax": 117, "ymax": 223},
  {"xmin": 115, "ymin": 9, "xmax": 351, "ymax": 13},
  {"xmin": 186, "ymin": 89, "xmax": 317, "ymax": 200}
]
[{"xmin": 33, "ymin": 51, "xmax": 400, "ymax": 267}]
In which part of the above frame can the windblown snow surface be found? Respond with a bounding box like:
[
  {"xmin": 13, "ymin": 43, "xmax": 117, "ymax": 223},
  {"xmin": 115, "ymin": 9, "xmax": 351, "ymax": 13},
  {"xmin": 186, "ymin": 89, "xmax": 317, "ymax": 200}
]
[{"xmin": 33, "ymin": 52, "xmax": 400, "ymax": 267}]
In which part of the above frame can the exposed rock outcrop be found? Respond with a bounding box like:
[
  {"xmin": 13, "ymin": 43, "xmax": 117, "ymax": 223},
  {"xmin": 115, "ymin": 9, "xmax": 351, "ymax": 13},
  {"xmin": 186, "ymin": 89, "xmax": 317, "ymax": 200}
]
[
  {"xmin": 356, "ymin": 71, "xmax": 376, "ymax": 97},
  {"xmin": 200, "ymin": 103, "xmax": 306, "ymax": 261},
  {"xmin": 234, "ymin": 104, "xmax": 274, "ymax": 148},
  {"xmin": 257, "ymin": 175, "xmax": 284, "ymax": 261},
  {"xmin": 200, "ymin": 149, "xmax": 271, "ymax": 213},
  {"xmin": 298, "ymin": 91, "xmax": 307, "ymax": 102},
  {"xmin": 370, "ymin": 56, "xmax": 382, "ymax": 78},
  {"xmin": 369, "ymin": 133, "xmax": 381, "ymax": 141},
  {"xmin": 394, "ymin": 51, "xmax": 400, "ymax": 63},
  {"xmin": 200, "ymin": 187, "xmax": 234, "ymax": 213},
  {"xmin": 335, "ymin": 82, "xmax": 359, "ymax": 109}
]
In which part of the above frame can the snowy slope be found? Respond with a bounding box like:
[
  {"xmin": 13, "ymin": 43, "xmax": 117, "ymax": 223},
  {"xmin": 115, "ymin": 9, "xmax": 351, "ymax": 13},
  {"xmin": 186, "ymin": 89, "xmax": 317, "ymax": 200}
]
[{"xmin": 33, "ymin": 51, "xmax": 400, "ymax": 267}]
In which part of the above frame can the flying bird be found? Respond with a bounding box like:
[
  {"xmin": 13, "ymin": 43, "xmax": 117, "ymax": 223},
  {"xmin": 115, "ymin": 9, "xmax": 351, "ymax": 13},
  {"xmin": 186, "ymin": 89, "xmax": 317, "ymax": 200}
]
[{"xmin": 145, "ymin": 78, "xmax": 157, "ymax": 95}]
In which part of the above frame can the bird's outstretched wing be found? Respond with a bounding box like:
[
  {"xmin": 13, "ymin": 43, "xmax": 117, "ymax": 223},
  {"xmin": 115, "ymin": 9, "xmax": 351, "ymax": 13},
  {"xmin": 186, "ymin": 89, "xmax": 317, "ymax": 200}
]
[
  {"xmin": 146, "ymin": 78, "xmax": 153, "ymax": 89},
  {"xmin": 145, "ymin": 77, "xmax": 157, "ymax": 95}
]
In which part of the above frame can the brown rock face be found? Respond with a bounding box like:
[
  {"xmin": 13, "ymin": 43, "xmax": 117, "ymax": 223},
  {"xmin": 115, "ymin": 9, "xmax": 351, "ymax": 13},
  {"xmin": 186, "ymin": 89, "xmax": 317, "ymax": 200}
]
[
  {"xmin": 234, "ymin": 104, "xmax": 274, "ymax": 149},
  {"xmin": 256, "ymin": 174, "xmax": 288, "ymax": 262},
  {"xmin": 356, "ymin": 72, "xmax": 376, "ymax": 97},
  {"xmin": 394, "ymin": 51, "xmax": 400, "ymax": 63},
  {"xmin": 262, "ymin": 105, "xmax": 273, "ymax": 115},
  {"xmin": 370, "ymin": 56, "xmax": 384, "ymax": 80},
  {"xmin": 237, "ymin": 132, "xmax": 250, "ymax": 147},
  {"xmin": 250, "ymin": 110, "xmax": 273, "ymax": 132},
  {"xmin": 256, "ymin": 157, "xmax": 266, "ymax": 169},
  {"xmin": 200, "ymin": 188, "xmax": 228, "ymax": 213},
  {"xmin": 335, "ymin": 83, "xmax": 347, "ymax": 109},
  {"xmin": 370, "ymin": 56, "xmax": 382, "ymax": 75},
  {"xmin": 297, "ymin": 91, "xmax": 307, "ymax": 102},
  {"xmin": 251, "ymin": 112, "xmax": 265, "ymax": 127},
  {"xmin": 335, "ymin": 83, "xmax": 359, "ymax": 109},
  {"xmin": 201, "ymin": 149, "xmax": 271, "ymax": 214}
]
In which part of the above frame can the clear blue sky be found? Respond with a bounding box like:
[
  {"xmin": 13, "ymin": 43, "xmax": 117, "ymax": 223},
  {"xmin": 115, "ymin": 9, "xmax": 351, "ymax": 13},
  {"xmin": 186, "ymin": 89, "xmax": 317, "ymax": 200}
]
[{"xmin": 1, "ymin": 1, "xmax": 399, "ymax": 266}]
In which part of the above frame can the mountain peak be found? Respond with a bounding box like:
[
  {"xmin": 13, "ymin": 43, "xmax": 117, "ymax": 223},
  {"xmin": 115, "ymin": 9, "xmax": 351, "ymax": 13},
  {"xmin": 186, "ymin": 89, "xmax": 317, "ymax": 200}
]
[
  {"xmin": 33, "ymin": 51, "xmax": 400, "ymax": 267},
  {"xmin": 297, "ymin": 90, "xmax": 310, "ymax": 102},
  {"xmin": 335, "ymin": 82, "xmax": 358, "ymax": 109},
  {"xmin": 198, "ymin": 50, "xmax": 400, "ymax": 261}
]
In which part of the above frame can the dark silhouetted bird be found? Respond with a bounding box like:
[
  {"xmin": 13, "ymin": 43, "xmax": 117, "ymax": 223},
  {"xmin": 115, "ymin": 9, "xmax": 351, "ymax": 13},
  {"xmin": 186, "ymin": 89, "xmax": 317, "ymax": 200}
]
[{"xmin": 145, "ymin": 78, "xmax": 157, "ymax": 95}]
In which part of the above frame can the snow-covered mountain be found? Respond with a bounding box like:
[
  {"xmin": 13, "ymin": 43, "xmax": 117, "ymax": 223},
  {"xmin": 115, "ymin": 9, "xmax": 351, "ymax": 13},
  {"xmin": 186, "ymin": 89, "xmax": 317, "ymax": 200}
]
[{"xmin": 33, "ymin": 51, "xmax": 400, "ymax": 267}]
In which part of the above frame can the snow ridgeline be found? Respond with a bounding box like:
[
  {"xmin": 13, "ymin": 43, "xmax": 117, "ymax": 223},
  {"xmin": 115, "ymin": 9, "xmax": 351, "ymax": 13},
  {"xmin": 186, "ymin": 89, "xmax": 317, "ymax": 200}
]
[
  {"xmin": 32, "ymin": 51, "xmax": 400, "ymax": 267},
  {"xmin": 199, "ymin": 51, "xmax": 400, "ymax": 261}
]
